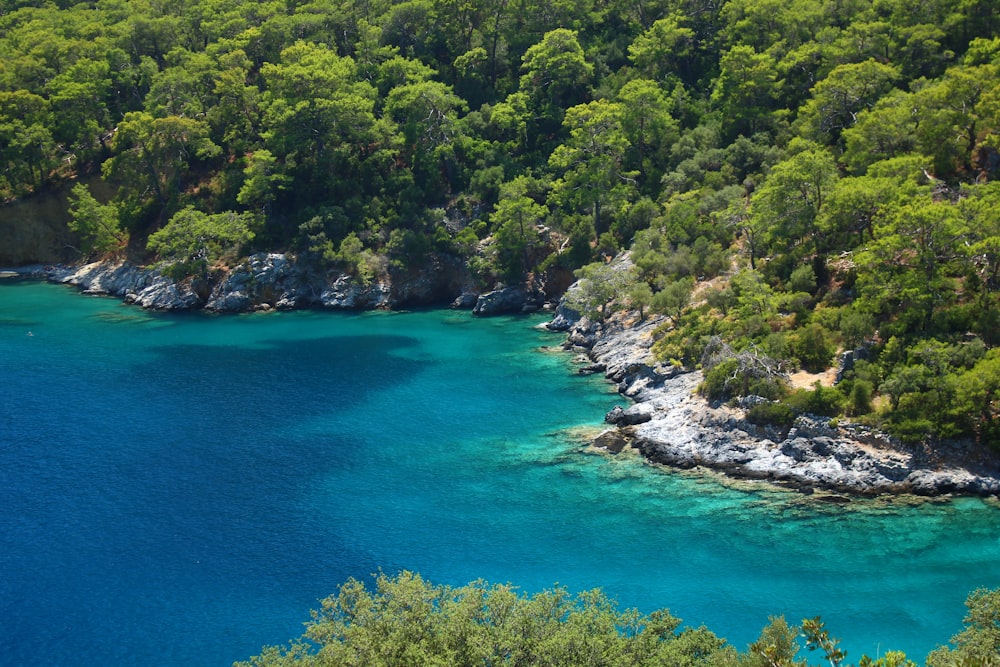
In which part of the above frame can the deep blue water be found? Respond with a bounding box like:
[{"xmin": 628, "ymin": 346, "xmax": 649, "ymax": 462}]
[{"xmin": 2, "ymin": 282, "xmax": 1000, "ymax": 666}]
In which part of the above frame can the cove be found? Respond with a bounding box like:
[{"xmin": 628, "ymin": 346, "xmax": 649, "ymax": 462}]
[{"xmin": 2, "ymin": 281, "xmax": 1000, "ymax": 666}]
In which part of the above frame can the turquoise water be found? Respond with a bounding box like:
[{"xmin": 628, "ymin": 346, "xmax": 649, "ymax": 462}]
[{"xmin": 2, "ymin": 282, "xmax": 999, "ymax": 666}]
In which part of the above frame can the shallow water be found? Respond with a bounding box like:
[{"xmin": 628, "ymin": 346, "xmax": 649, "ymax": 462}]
[{"xmin": 2, "ymin": 282, "xmax": 999, "ymax": 666}]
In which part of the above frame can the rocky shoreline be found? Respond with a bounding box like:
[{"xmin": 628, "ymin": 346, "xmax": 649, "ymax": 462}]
[
  {"xmin": 2, "ymin": 254, "xmax": 549, "ymax": 316},
  {"xmin": 553, "ymin": 310, "xmax": 1000, "ymax": 498},
  {"xmin": 6, "ymin": 257, "xmax": 1000, "ymax": 498}
]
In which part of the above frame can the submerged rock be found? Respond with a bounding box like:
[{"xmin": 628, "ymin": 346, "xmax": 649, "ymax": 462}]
[{"xmin": 592, "ymin": 429, "xmax": 631, "ymax": 453}]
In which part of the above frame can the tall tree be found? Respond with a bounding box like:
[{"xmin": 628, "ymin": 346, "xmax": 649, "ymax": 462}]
[
  {"xmin": 711, "ymin": 44, "xmax": 778, "ymax": 139},
  {"xmin": 911, "ymin": 62, "xmax": 1000, "ymax": 177},
  {"xmin": 627, "ymin": 14, "xmax": 696, "ymax": 84},
  {"xmin": 102, "ymin": 111, "xmax": 220, "ymax": 224},
  {"xmin": 488, "ymin": 175, "xmax": 548, "ymax": 283},
  {"xmin": 0, "ymin": 90, "xmax": 55, "ymax": 196},
  {"xmin": 856, "ymin": 195, "xmax": 967, "ymax": 334},
  {"xmin": 384, "ymin": 78, "xmax": 467, "ymax": 201},
  {"xmin": 749, "ymin": 142, "xmax": 838, "ymax": 258},
  {"xmin": 616, "ymin": 79, "xmax": 677, "ymax": 189},
  {"xmin": 548, "ymin": 99, "xmax": 636, "ymax": 242},
  {"xmin": 67, "ymin": 183, "xmax": 124, "ymax": 256},
  {"xmin": 519, "ymin": 28, "xmax": 592, "ymax": 138},
  {"xmin": 794, "ymin": 58, "xmax": 900, "ymax": 146},
  {"xmin": 260, "ymin": 41, "xmax": 383, "ymax": 206}
]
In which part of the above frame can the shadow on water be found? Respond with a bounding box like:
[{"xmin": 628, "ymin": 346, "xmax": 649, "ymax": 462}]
[
  {"xmin": 98, "ymin": 333, "xmax": 430, "ymax": 563},
  {"xmin": 0, "ymin": 330, "xmax": 431, "ymax": 667},
  {"xmin": 131, "ymin": 334, "xmax": 425, "ymax": 426}
]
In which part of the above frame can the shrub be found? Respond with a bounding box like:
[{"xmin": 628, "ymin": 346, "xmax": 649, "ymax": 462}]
[
  {"xmin": 700, "ymin": 357, "xmax": 739, "ymax": 401},
  {"xmin": 786, "ymin": 382, "xmax": 845, "ymax": 417},
  {"xmin": 699, "ymin": 353, "xmax": 787, "ymax": 401},
  {"xmin": 746, "ymin": 401, "xmax": 797, "ymax": 427},
  {"xmin": 790, "ymin": 323, "xmax": 836, "ymax": 373},
  {"xmin": 886, "ymin": 418, "xmax": 935, "ymax": 444},
  {"xmin": 788, "ymin": 263, "xmax": 817, "ymax": 294},
  {"xmin": 848, "ymin": 380, "xmax": 873, "ymax": 416},
  {"xmin": 839, "ymin": 308, "xmax": 875, "ymax": 349}
]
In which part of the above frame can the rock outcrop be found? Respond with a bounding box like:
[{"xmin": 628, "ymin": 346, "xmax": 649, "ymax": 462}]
[
  {"xmin": 472, "ymin": 285, "xmax": 546, "ymax": 316},
  {"xmin": 47, "ymin": 252, "xmax": 479, "ymax": 313},
  {"xmin": 564, "ymin": 310, "xmax": 1000, "ymax": 497}
]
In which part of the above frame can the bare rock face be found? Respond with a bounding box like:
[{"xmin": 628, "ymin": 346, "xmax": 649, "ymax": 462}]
[
  {"xmin": 472, "ymin": 286, "xmax": 545, "ymax": 316},
  {"xmin": 623, "ymin": 368, "xmax": 1000, "ymax": 496},
  {"xmin": 206, "ymin": 253, "xmax": 309, "ymax": 312},
  {"xmin": 56, "ymin": 261, "xmax": 203, "ymax": 310},
  {"xmin": 320, "ymin": 275, "xmax": 391, "ymax": 309},
  {"xmin": 125, "ymin": 275, "xmax": 203, "ymax": 310},
  {"xmin": 49, "ymin": 251, "xmax": 482, "ymax": 313},
  {"xmin": 451, "ymin": 292, "xmax": 479, "ymax": 309},
  {"xmin": 391, "ymin": 254, "xmax": 472, "ymax": 306},
  {"xmin": 58, "ymin": 261, "xmax": 152, "ymax": 296},
  {"xmin": 546, "ymin": 300, "xmax": 582, "ymax": 332},
  {"xmin": 605, "ymin": 403, "xmax": 653, "ymax": 426}
]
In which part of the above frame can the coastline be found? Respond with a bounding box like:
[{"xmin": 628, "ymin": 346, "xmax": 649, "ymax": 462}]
[
  {"xmin": 558, "ymin": 310, "xmax": 1000, "ymax": 498},
  {"xmin": 33, "ymin": 254, "xmax": 476, "ymax": 312},
  {"xmin": 6, "ymin": 258, "xmax": 999, "ymax": 498},
  {"xmin": 5, "ymin": 255, "xmax": 555, "ymax": 316}
]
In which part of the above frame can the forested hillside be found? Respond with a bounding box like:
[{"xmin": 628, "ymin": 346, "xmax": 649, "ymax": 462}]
[{"xmin": 2, "ymin": 0, "xmax": 999, "ymax": 444}]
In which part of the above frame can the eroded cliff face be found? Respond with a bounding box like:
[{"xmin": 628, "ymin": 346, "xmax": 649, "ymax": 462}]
[
  {"xmin": 0, "ymin": 189, "xmax": 76, "ymax": 265},
  {"xmin": 1, "ymin": 178, "xmax": 119, "ymax": 266}
]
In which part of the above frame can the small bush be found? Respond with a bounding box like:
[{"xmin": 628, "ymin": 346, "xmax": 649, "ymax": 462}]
[
  {"xmin": 700, "ymin": 358, "xmax": 739, "ymax": 401},
  {"xmin": 161, "ymin": 258, "xmax": 206, "ymax": 281},
  {"xmin": 848, "ymin": 380, "xmax": 873, "ymax": 416},
  {"xmin": 886, "ymin": 418, "xmax": 934, "ymax": 443},
  {"xmin": 788, "ymin": 263, "xmax": 817, "ymax": 294},
  {"xmin": 746, "ymin": 401, "xmax": 797, "ymax": 427},
  {"xmin": 790, "ymin": 323, "xmax": 836, "ymax": 373},
  {"xmin": 786, "ymin": 382, "xmax": 845, "ymax": 417},
  {"xmin": 699, "ymin": 356, "xmax": 787, "ymax": 401},
  {"xmin": 839, "ymin": 308, "xmax": 875, "ymax": 349}
]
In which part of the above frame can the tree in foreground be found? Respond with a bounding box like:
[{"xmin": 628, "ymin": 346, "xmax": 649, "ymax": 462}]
[
  {"xmin": 236, "ymin": 571, "xmax": 729, "ymax": 667},
  {"xmin": 927, "ymin": 587, "xmax": 1000, "ymax": 667},
  {"xmin": 237, "ymin": 573, "xmax": 1000, "ymax": 667}
]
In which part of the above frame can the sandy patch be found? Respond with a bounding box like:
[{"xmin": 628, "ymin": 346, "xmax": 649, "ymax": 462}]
[{"xmin": 788, "ymin": 368, "xmax": 837, "ymax": 389}]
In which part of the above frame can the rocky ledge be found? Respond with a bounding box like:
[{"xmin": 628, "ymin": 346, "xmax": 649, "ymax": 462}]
[
  {"xmin": 556, "ymin": 311, "xmax": 1000, "ymax": 498},
  {"xmin": 39, "ymin": 254, "xmax": 551, "ymax": 314}
]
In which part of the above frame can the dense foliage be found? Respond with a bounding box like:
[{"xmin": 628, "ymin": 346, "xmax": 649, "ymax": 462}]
[
  {"xmin": 2, "ymin": 0, "xmax": 999, "ymax": 445},
  {"xmin": 233, "ymin": 572, "xmax": 1000, "ymax": 666}
]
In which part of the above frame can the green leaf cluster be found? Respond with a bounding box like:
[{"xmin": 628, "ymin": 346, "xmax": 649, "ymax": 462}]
[{"xmin": 238, "ymin": 571, "xmax": 729, "ymax": 667}]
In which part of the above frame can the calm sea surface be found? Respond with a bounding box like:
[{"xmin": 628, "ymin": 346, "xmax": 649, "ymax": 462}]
[{"xmin": 2, "ymin": 281, "xmax": 999, "ymax": 666}]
